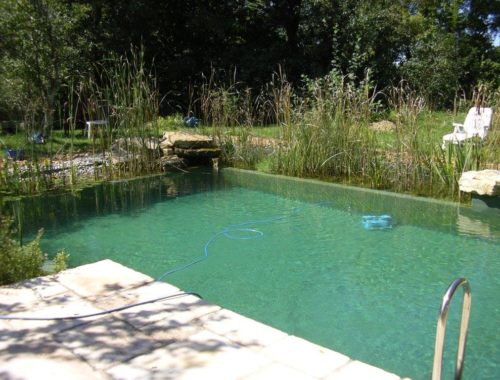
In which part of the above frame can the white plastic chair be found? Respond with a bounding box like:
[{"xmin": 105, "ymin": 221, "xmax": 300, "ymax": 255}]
[
  {"xmin": 84, "ymin": 120, "xmax": 108, "ymax": 139},
  {"xmin": 442, "ymin": 107, "xmax": 493, "ymax": 148}
]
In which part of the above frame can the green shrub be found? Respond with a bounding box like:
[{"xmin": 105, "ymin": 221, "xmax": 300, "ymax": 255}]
[
  {"xmin": 0, "ymin": 216, "xmax": 68, "ymax": 285},
  {"xmin": 53, "ymin": 249, "xmax": 69, "ymax": 273}
]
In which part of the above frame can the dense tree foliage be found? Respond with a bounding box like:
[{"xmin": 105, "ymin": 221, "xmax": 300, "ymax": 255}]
[
  {"xmin": 0, "ymin": 0, "xmax": 91, "ymax": 127},
  {"xmin": 0, "ymin": 0, "xmax": 498, "ymax": 120}
]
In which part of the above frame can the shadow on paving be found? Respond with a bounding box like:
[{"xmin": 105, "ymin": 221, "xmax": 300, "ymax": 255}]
[{"xmin": 0, "ymin": 276, "xmax": 260, "ymax": 377}]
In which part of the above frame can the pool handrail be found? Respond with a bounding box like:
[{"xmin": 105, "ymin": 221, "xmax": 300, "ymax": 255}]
[{"xmin": 432, "ymin": 278, "xmax": 471, "ymax": 380}]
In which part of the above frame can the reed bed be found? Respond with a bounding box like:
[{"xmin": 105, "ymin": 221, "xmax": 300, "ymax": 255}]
[
  {"xmin": 271, "ymin": 71, "xmax": 381, "ymax": 184},
  {"xmin": 80, "ymin": 48, "xmax": 161, "ymax": 177},
  {"xmin": 1, "ymin": 58, "xmax": 498, "ymax": 201},
  {"xmin": 196, "ymin": 68, "xmax": 498, "ymax": 200},
  {"xmin": 0, "ymin": 48, "xmax": 161, "ymax": 197}
]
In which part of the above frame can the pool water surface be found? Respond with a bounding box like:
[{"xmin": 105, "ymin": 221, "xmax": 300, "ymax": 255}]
[{"xmin": 9, "ymin": 169, "xmax": 500, "ymax": 379}]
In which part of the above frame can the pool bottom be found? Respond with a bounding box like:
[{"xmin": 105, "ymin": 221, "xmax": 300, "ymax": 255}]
[{"xmin": 37, "ymin": 183, "xmax": 500, "ymax": 380}]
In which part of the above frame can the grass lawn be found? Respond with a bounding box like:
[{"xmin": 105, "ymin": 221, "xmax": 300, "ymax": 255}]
[
  {"xmin": 0, "ymin": 129, "xmax": 93, "ymax": 159},
  {"xmin": 369, "ymin": 110, "xmax": 465, "ymax": 147},
  {"xmin": 2, "ymin": 110, "xmax": 496, "ymax": 163}
]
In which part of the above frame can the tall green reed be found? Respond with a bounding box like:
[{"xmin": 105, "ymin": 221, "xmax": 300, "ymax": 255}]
[
  {"xmin": 271, "ymin": 70, "xmax": 383, "ymax": 186},
  {"xmin": 0, "ymin": 47, "xmax": 161, "ymax": 197},
  {"xmin": 81, "ymin": 47, "xmax": 161, "ymax": 178},
  {"xmin": 269, "ymin": 72, "xmax": 494, "ymax": 200},
  {"xmin": 197, "ymin": 68, "xmax": 272, "ymax": 169}
]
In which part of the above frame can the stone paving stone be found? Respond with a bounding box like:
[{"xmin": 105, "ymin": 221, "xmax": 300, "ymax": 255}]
[
  {"xmin": 0, "ymin": 292, "xmax": 102, "ymax": 346},
  {"xmin": 240, "ymin": 362, "xmax": 318, "ymax": 380},
  {"xmin": 324, "ymin": 360, "xmax": 401, "ymax": 380},
  {"xmin": 260, "ymin": 335, "xmax": 351, "ymax": 378},
  {"xmin": 199, "ymin": 308, "xmax": 287, "ymax": 350},
  {"xmin": 54, "ymin": 259, "xmax": 152, "ymax": 298},
  {"xmin": 55, "ymin": 316, "xmax": 157, "ymax": 370},
  {"xmin": 141, "ymin": 322, "xmax": 204, "ymax": 347},
  {"xmin": 92, "ymin": 281, "xmax": 182, "ymax": 311},
  {"xmin": 112, "ymin": 284, "xmax": 220, "ymax": 329},
  {"xmin": 107, "ymin": 329, "xmax": 272, "ymax": 380},
  {"xmin": 0, "ymin": 287, "xmax": 40, "ymax": 314},
  {"xmin": 0, "ymin": 340, "xmax": 106, "ymax": 380},
  {"xmin": 18, "ymin": 276, "xmax": 69, "ymax": 299},
  {"xmin": 0, "ymin": 319, "xmax": 73, "ymax": 352},
  {"xmin": 1, "ymin": 260, "xmax": 406, "ymax": 380}
]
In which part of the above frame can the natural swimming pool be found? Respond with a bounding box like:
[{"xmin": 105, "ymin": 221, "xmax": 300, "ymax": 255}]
[{"xmin": 8, "ymin": 168, "xmax": 500, "ymax": 379}]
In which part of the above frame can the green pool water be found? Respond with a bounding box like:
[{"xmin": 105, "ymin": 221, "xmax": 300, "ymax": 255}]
[{"xmin": 9, "ymin": 169, "xmax": 500, "ymax": 379}]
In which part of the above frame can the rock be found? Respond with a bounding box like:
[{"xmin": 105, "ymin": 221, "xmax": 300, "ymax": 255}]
[
  {"xmin": 175, "ymin": 147, "xmax": 222, "ymax": 158},
  {"xmin": 161, "ymin": 131, "xmax": 214, "ymax": 149},
  {"xmin": 459, "ymin": 170, "xmax": 500, "ymax": 196},
  {"xmin": 160, "ymin": 154, "xmax": 186, "ymax": 169},
  {"xmin": 212, "ymin": 158, "xmax": 219, "ymax": 171},
  {"xmin": 162, "ymin": 148, "xmax": 175, "ymax": 156},
  {"xmin": 369, "ymin": 120, "xmax": 396, "ymax": 132},
  {"xmin": 159, "ymin": 139, "xmax": 173, "ymax": 150},
  {"xmin": 113, "ymin": 137, "xmax": 159, "ymax": 152}
]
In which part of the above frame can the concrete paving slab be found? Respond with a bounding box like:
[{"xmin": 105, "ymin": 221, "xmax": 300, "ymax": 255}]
[
  {"xmin": 141, "ymin": 321, "xmax": 204, "ymax": 347},
  {"xmin": 0, "ymin": 340, "xmax": 106, "ymax": 380},
  {"xmin": 260, "ymin": 335, "xmax": 351, "ymax": 378},
  {"xmin": 0, "ymin": 319, "xmax": 84, "ymax": 352},
  {"xmin": 17, "ymin": 276, "xmax": 69, "ymax": 299},
  {"xmin": 0, "ymin": 292, "xmax": 102, "ymax": 347},
  {"xmin": 1, "ymin": 260, "xmax": 406, "ymax": 380},
  {"xmin": 91, "ymin": 280, "xmax": 182, "ymax": 310},
  {"xmin": 55, "ymin": 316, "xmax": 156, "ymax": 370},
  {"xmin": 240, "ymin": 362, "xmax": 317, "ymax": 380},
  {"xmin": 106, "ymin": 282, "xmax": 219, "ymax": 329},
  {"xmin": 54, "ymin": 259, "xmax": 152, "ymax": 297},
  {"xmin": 324, "ymin": 360, "xmax": 401, "ymax": 380},
  {"xmin": 0, "ymin": 287, "xmax": 39, "ymax": 314},
  {"xmin": 199, "ymin": 308, "xmax": 288, "ymax": 350},
  {"xmin": 107, "ymin": 329, "xmax": 273, "ymax": 380},
  {"xmin": 119, "ymin": 295, "xmax": 220, "ymax": 330}
]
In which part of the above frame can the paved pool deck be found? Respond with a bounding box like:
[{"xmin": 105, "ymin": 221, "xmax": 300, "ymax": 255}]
[{"xmin": 0, "ymin": 260, "xmax": 408, "ymax": 380}]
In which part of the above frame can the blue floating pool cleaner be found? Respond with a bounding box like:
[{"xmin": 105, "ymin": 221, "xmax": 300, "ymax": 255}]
[{"xmin": 362, "ymin": 215, "xmax": 392, "ymax": 230}]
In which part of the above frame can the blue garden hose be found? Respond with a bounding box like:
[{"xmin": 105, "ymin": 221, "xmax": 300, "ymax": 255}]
[
  {"xmin": 156, "ymin": 204, "xmax": 330, "ymax": 281},
  {"xmin": 0, "ymin": 203, "xmax": 330, "ymax": 321}
]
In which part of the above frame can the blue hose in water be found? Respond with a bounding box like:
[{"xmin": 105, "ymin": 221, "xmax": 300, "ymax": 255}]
[
  {"xmin": 156, "ymin": 204, "xmax": 327, "ymax": 281},
  {"xmin": 0, "ymin": 203, "xmax": 328, "ymax": 321}
]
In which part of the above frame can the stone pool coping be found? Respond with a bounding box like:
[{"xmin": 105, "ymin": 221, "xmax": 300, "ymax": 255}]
[{"xmin": 0, "ymin": 260, "xmax": 408, "ymax": 379}]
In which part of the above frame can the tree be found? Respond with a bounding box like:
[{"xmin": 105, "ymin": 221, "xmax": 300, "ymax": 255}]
[
  {"xmin": 401, "ymin": 0, "xmax": 500, "ymax": 106},
  {"xmin": 401, "ymin": 26, "xmax": 461, "ymax": 107},
  {"xmin": 0, "ymin": 0, "xmax": 91, "ymax": 131}
]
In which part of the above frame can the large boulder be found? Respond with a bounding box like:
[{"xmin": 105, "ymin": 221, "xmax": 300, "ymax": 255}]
[
  {"xmin": 159, "ymin": 131, "xmax": 221, "ymax": 161},
  {"xmin": 459, "ymin": 170, "xmax": 500, "ymax": 196},
  {"xmin": 113, "ymin": 137, "xmax": 159, "ymax": 152},
  {"xmin": 160, "ymin": 154, "xmax": 186, "ymax": 169},
  {"xmin": 175, "ymin": 147, "xmax": 221, "ymax": 158},
  {"xmin": 161, "ymin": 131, "xmax": 214, "ymax": 149}
]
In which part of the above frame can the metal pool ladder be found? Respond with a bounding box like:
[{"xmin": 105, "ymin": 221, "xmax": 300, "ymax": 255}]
[{"xmin": 432, "ymin": 278, "xmax": 472, "ymax": 380}]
